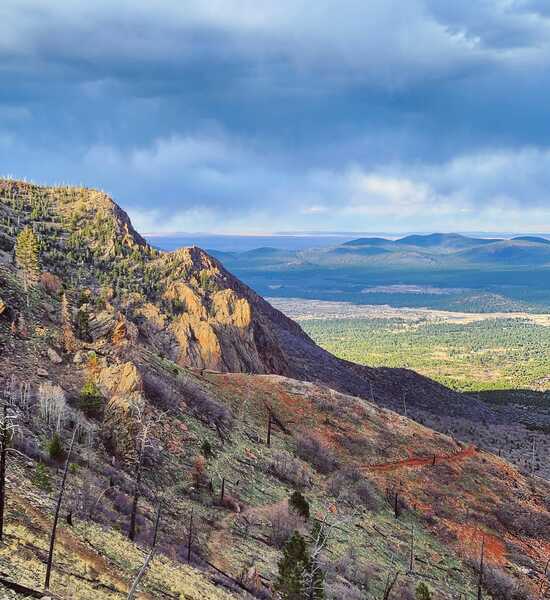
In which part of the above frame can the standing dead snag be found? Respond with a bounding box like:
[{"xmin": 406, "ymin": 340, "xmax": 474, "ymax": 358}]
[
  {"xmin": 187, "ymin": 508, "xmax": 194, "ymax": 563},
  {"xmin": 263, "ymin": 403, "xmax": 290, "ymax": 450},
  {"xmin": 267, "ymin": 414, "xmax": 272, "ymax": 448},
  {"xmin": 408, "ymin": 524, "xmax": 414, "ymax": 573},
  {"xmin": 477, "ymin": 535, "xmax": 485, "ymax": 600},
  {"xmin": 382, "ymin": 571, "xmax": 399, "ymax": 600},
  {"xmin": 127, "ymin": 502, "xmax": 162, "ymax": 600},
  {"xmin": 303, "ymin": 505, "xmax": 356, "ymax": 600},
  {"xmin": 0, "ymin": 400, "xmax": 16, "ymax": 541},
  {"xmin": 44, "ymin": 426, "xmax": 78, "ymax": 590},
  {"xmin": 129, "ymin": 439, "xmax": 144, "ymax": 542},
  {"xmin": 128, "ymin": 409, "xmax": 160, "ymax": 542}
]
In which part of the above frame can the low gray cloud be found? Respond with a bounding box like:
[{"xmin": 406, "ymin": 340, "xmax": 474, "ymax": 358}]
[{"xmin": 2, "ymin": 1, "xmax": 550, "ymax": 232}]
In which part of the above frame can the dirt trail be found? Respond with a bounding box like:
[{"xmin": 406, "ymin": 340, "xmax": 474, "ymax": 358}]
[{"xmin": 365, "ymin": 445, "xmax": 476, "ymax": 473}]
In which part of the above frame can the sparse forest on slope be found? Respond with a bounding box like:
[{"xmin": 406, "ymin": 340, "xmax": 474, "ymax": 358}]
[{"xmin": 0, "ymin": 180, "xmax": 549, "ymax": 599}]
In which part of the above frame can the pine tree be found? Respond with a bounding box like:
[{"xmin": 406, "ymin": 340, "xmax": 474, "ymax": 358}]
[
  {"xmin": 289, "ymin": 491, "xmax": 310, "ymax": 520},
  {"xmin": 275, "ymin": 531, "xmax": 324, "ymax": 600},
  {"xmin": 15, "ymin": 226, "xmax": 40, "ymax": 291},
  {"xmin": 276, "ymin": 531, "xmax": 309, "ymax": 600}
]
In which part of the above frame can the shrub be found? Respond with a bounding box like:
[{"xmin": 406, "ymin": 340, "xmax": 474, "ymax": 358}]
[
  {"xmin": 40, "ymin": 272, "xmax": 62, "ymax": 295},
  {"xmin": 327, "ymin": 469, "xmax": 360, "ymax": 497},
  {"xmin": 483, "ymin": 566, "xmax": 530, "ymax": 600},
  {"xmin": 268, "ymin": 450, "xmax": 312, "ymax": 488},
  {"xmin": 267, "ymin": 504, "xmax": 304, "ymax": 548},
  {"xmin": 296, "ymin": 434, "xmax": 339, "ymax": 474},
  {"xmin": 32, "ymin": 463, "xmax": 52, "ymax": 492},
  {"xmin": 201, "ymin": 439, "xmax": 214, "ymax": 460},
  {"xmin": 47, "ymin": 432, "xmax": 64, "ymax": 460},
  {"xmin": 327, "ymin": 546, "xmax": 372, "ymax": 590},
  {"xmin": 289, "ymin": 491, "xmax": 310, "ymax": 520},
  {"xmin": 78, "ymin": 380, "xmax": 104, "ymax": 417},
  {"xmin": 354, "ymin": 480, "xmax": 382, "ymax": 512},
  {"xmin": 113, "ymin": 492, "xmax": 133, "ymax": 515},
  {"xmin": 416, "ymin": 582, "xmax": 432, "ymax": 600},
  {"xmin": 326, "ymin": 582, "xmax": 363, "ymax": 600}
]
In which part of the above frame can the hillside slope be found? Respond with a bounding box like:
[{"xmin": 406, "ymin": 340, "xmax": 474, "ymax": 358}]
[{"xmin": 1, "ymin": 180, "xmax": 549, "ymax": 599}]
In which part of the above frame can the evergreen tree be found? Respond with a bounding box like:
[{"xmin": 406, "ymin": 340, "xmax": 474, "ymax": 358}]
[
  {"xmin": 289, "ymin": 491, "xmax": 310, "ymax": 520},
  {"xmin": 275, "ymin": 531, "xmax": 324, "ymax": 600},
  {"xmin": 15, "ymin": 226, "xmax": 40, "ymax": 290}
]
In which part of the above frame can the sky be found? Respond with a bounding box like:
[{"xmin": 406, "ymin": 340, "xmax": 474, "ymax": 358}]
[{"xmin": 2, "ymin": 1, "xmax": 550, "ymax": 234}]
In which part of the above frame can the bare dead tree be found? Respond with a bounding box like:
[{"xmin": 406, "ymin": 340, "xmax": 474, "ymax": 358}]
[
  {"xmin": 477, "ymin": 535, "xmax": 485, "ymax": 600},
  {"xmin": 408, "ymin": 524, "xmax": 414, "ymax": 574},
  {"xmin": 127, "ymin": 502, "xmax": 162, "ymax": 600},
  {"xmin": 129, "ymin": 439, "xmax": 144, "ymax": 542},
  {"xmin": 187, "ymin": 508, "xmax": 194, "ymax": 563},
  {"xmin": 304, "ymin": 505, "xmax": 356, "ymax": 600},
  {"xmin": 382, "ymin": 571, "xmax": 399, "ymax": 600},
  {"xmin": 267, "ymin": 414, "xmax": 272, "ymax": 448},
  {"xmin": 128, "ymin": 408, "xmax": 159, "ymax": 542},
  {"xmin": 44, "ymin": 426, "xmax": 78, "ymax": 590},
  {"xmin": 531, "ymin": 437, "xmax": 537, "ymax": 476},
  {"xmin": 0, "ymin": 398, "xmax": 17, "ymax": 541}
]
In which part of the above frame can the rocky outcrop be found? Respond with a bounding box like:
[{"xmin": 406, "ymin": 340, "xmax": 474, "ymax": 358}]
[{"xmin": 98, "ymin": 361, "xmax": 145, "ymax": 456}]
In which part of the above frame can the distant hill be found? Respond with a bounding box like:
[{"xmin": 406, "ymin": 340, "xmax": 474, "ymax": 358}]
[
  {"xmin": 512, "ymin": 235, "xmax": 550, "ymax": 245},
  {"xmin": 342, "ymin": 236, "xmax": 394, "ymax": 246},
  {"xmin": 394, "ymin": 232, "xmax": 502, "ymax": 249},
  {"xmin": 459, "ymin": 239, "xmax": 550, "ymax": 265}
]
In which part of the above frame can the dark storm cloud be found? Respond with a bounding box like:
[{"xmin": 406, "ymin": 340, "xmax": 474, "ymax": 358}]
[{"xmin": 2, "ymin": 1, "xmax": 550, "ymax": 232}]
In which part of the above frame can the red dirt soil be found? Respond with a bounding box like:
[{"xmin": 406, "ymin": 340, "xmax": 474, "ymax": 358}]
[{"xmin": 366, "ymin": 446, "xmax": 477, "ymax": 473}]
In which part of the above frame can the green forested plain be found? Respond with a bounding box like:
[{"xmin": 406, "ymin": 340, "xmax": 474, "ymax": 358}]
[{"xmin": 299, "ymin": 316, "xmax": 550, "ymax": 392}]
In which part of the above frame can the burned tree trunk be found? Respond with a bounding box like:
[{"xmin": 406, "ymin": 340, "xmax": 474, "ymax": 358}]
[
  {"xmin": 267, "ymin": 415, "xmax": 272, "ymax": 448},
  {"xmin": 0, "ymin": 403, "xmax": 8, "ymax": 541},
  {"xmin": 187, "ymin": 508, "xmax": 194, "ymax": 563},
  {"xmin": 44, "ymin": 427, "xmax": 77, "ymax": 590},
  {"xmin": 477, "ymin": 536, "xmax": 485, "ymax": 600},
  {"xmin": 408, "ymin": 524, "xmax": 414, "ymax": 573},
  {"xmin": 127, "ymin": 503, "xmax": 161, "ymax": 600},
  {"xmin": 129, "ymin": 440, "xmax": 144, "ymax": 542}
]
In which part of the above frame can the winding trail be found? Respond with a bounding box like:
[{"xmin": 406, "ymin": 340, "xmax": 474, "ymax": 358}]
[{"xmin": 365, "ymin": 445, "xmax": 476, "ymax": 473}]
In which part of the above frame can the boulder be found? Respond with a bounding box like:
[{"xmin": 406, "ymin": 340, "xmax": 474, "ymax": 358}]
[
  {"xmin": 47, "ymin": 347, "xmax": 63, "ymax": 364},
  {"xmin": 37, "ymin": 367, "xmax": 49, "ymax": 377}
]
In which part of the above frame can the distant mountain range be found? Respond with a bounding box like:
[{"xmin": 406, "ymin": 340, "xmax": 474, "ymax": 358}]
[
  {"xmin": 187, "ymin": 233, "xmax": 550, "ymax": 312},
  {"xmin": 207, "ymin": 232, "xmax": 550, "ymax": 268}
]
